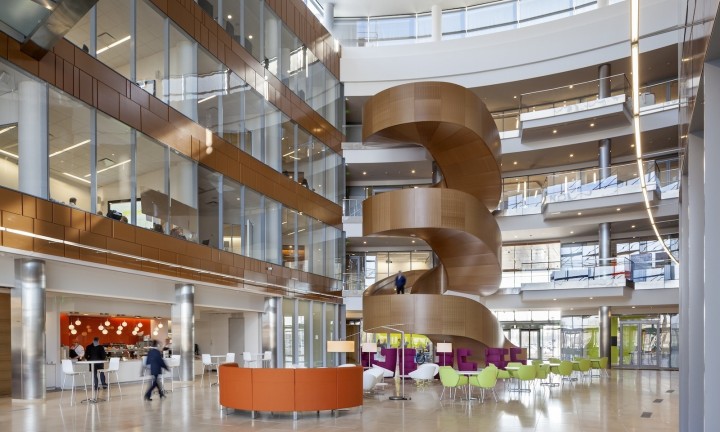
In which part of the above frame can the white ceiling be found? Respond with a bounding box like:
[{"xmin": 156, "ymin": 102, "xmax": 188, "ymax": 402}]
[{"xmin": 321, "ymin": 0, "xmax": 496, "ymax": 17}]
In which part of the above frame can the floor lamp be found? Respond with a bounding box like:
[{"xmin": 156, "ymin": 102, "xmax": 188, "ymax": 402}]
[
  {"xmin": 437, "ymin": 342, "xmax": 453, "ymax": 367},
  {"xmin": 327, "ymin": 340, "xmax": 355, "ymax": 366},
  {"xmin": 375, "ymin": 324, "xmax": 409, "ymax": 401}
]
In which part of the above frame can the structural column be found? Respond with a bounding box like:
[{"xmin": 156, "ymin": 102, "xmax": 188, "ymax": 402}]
[
  {"xmin": 261, "ymin": 297, "xmax": 278, "ymax": 367},
  {"xmin": 431, "ymin": 5, "xmax": 442, "ymax": 42},
  {"xmin": 177, "ymin": 40, "xmax": 197, "ymax": 121},
  {"xmin": 322, "ymin": 3, "xmax": 334, "ymax": 33},
  {"xmin": 701, "ymin": 59, "xmax": 720, "ymax": 432},
  {"xmin": 598, "ymin": 306, "xmax": 611, "ymax": 367},
  {"xmin": 11, "ymin": 259, "xmax": 46, "ymax": 400},
  {"xmin": 598, "ymin": 63, "xmax": 612, "ymax": 264},
  {"xmin": 172, "ymin": 284, "xmax": 195, "ymax": 381},
  {"xmin": 18, "ymin": 80, "xmax": 48, "ymax": 198}
]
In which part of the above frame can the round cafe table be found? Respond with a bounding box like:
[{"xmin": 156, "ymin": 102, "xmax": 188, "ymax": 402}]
[{"xmin": 75, "ymin": 360, "xmax": 107, "ymax": 403}]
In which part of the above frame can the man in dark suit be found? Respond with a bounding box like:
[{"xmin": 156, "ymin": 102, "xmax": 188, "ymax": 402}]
[
  {"xmin": 144, "ymin": 339, "xmax": 170, "ymax": 401},
  {"xmin": 85, "ymin": 337, "xmax": 107, "ymax": 389}
]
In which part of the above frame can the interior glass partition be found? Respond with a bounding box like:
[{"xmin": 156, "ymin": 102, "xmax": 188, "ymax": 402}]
[
  {"xmin": 298, "ymin": 300, "xmax": 311, "ymax": 367},
  {"xmin": 282, "ymin": 299, "xmax": 295, "ymax": 367},
  {"xmin": 222, "ymin": 176, "xmax": 243, "ymax": 254},
  {"xmin": 96, "ymin": 112, "xmax": 132, "ymax": 219},
  {"xmin": 313, "ymin": 302, "xmax": 324, "ymax": 366},
  {"xmin": 96, "ymin": 0, "xmax": 132, "ymax": 79},
  {"xmin": 136, "ymin": 133, "xmax": 168, "ymax": 231}
]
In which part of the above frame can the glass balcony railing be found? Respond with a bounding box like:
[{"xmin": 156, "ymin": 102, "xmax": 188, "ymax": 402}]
[
  {"xmin": 543, "ymin": 160, "xmax": 657, "ymax": 204},
  {"xmin": 343, "ymin": 198, "xmax": 363, "ymax": 217},
  {"xmin": 519, "ymin": 74, "xmax": 631, "ymax": 123},
  {"xmin": 333, "ymin": 0, "xmax": 615, "ymax": 47}
]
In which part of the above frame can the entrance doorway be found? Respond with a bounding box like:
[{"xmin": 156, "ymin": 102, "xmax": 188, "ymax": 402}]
[
  {"xmin": 519, "ymin": 329, "xmax": 540, "ymax": 360},
  {"xmin": 618, "ymin": 320, "xmax": 661, "ymax": 368}
]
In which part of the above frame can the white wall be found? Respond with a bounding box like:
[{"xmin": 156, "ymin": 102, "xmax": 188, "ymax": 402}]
[{"xmin": 341, "ymin": 0, "xmax": 680, "ymax": 96}]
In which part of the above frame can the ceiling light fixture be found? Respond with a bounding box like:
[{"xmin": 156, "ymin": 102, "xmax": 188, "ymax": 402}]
[
  {"xmin": 198, "ymin": 94, "xmax": 216, "ymax": 104},
  {"xmin": 552, "ymin": 129, "xmax": 557, "ymax": 134},
  {"xmin": 49, "ymin": 139, "xmax": 90, "ymax": 157},
  {"xmin": 590, "ymin": 123, "xmax": 595, "ymax": 127},
  {"xmin": 85, "ymin": 159, "xmax": 131, "ymax": 177},
  {"xmin": 0, "ymin": 149, "xmax": 18, "ymax": 159},
  {"xmin": 0, "ymin": 125, "xmax": 16, "ymax": 135},
  {"xmin": 362, "ymin": 171, "xmax": 367, "ymax": 175},
  {"xmin": 513, "ymin": 161, "xmax": 517, "ymax": 165},
  {"xmin": 630, "ymin": 0, "xmax": 678, "ymax": 265},
  {"xmin": 63, "ymin": 172, "xmax": 91, "ymax": 184},
  {"xmin": 96, "ymin": 35, "xmax": 131, "ymax": 55},
  {"xmin": 569, "ymin": 154, "xmax": 574, "ymax": 157},
  {"xmin": 577, "ymin": 212, "xmax": 582, "ymax": 216}
]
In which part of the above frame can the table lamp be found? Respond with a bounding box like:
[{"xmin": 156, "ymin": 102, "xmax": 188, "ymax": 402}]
[
  {"xmin": 361, "ymin": 342, "xmax": 377, "ymax": 367},
  {"xmin": 437, "ymin": 342, "xmax": 452, "ymax": 367},
  {"xmin": 326, "ymin": 340, "xmax": 354, "ymax": 353}
]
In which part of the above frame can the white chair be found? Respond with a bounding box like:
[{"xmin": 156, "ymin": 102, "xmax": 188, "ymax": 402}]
[
  {"xmin": 262, "ymin": 350, "xmax": 272, "ymax": 368},
  {"xmin": 104, "ymin": 357, "xmax": 122, "ymax": 399},
  {"xmin": 242, "ymin": 351, "xmax": 256, "ymax": 368},
  {"xmin": 164, "ymin": 355, "xmax": 181, "ymax": 392},
  {"xmin": 371, "ymin": 363, "xmax": 395, "ymax": 378},
  {"xmin": 408, "ymin": 363, "xmax": 439, "ymax": 388},
  {"xmin": 61, "ymin": 359, "xmax": 89, "ymax": 405},
  {"xmin": 362, "ymin": 370, "xmax": 378, "ymax": 394},
  {"xmin": 367, "ymin": 367, "xmax": 387, "ymax": 393},
  {"xmin": 201, "ymin": 354, "xmax": 218, "ymax": 384},
  {"xmin": 225, "ymin": 353, "xmax": 236, "ymax": 364}
]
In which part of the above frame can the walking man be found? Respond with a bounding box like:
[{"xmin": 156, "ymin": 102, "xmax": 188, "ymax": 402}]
[{"xmin": 144, "ymin": 340, "xmax": 169, "ymax": 401}]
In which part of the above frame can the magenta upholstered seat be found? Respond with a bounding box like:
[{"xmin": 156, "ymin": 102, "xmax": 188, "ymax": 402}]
[
  {"xmin": 371, "ymin": 348, "xmax": 398, "ymax": 376},
  {"xmin": 509, "ymin": 348, "xmax": 527, "ymax": 365},
  {"xmin": 457, "ymin": 348, "xmax": 477, "ymax": 371},
  {"xmin": 400, "ymin": 348, "xmax": 417, "ymax": 376},
  {"xmin": 437, "ymin": 351, "xmax": 454, "ymax": 368},
  {"xmin": 485, "ymin": 347, "xmax": 508, "ymax": 369}
]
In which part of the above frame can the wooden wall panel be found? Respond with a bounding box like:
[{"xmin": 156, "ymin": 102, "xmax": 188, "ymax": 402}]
[{"xmin": 0, "ymin": 292, "xmax": 9, "ymax": 396}]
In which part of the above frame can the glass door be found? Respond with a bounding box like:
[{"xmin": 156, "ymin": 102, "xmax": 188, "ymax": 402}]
[
  {"xmin": 618, "ymin": 320, "xmax": 660, "ymax": 368},
  {"xmin": 519, "ymin": 329, "xmax": 540, "ymax": 360}
]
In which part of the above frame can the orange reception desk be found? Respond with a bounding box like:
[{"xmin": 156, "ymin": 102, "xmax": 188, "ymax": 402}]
[{"xmin": 219, "ymin": 364, "xmax": 363, "ymax": 418}]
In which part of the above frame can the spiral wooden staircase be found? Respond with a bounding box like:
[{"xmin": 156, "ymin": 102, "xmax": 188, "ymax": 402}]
[{"xmin": 361, "ymin": 82, "xmax": 511, "ymax": 358}]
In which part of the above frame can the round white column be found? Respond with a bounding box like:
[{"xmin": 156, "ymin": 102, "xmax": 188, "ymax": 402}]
[{"xmin": 431, "ymin": 5, "xmax": 442, "ymax": 42}]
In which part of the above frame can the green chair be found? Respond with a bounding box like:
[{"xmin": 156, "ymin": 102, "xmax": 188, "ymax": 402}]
[
  {"xmin": 439, "ymin": 366, "xmax": 468, "ymax": 400},
  {"xmin": 469, "ymin": 367, "xmax": 498, "ymax": 403},
  {"xmin": 548, "ymin": 358, "xmax": 561, "ymax": 364},
  {"xmin": 497, "ymin": 362, "xmax": 521, "ymax": 384},
  {"xmin": 591, "ymin": 357, "xmax": 609, "ymax": 378},
  {"xmin": 531, "ymin": 359, "xmax": 543, "ymax": 366},
  {"xmin": 510, "ymin": 364, "xmax": 536, "ymax": 392},
  {"xmin": 573, "ymin": 359, "xmax": 592, "ymax": 382},
  {"xmin": 536, "ymin": 363, "xmax": 551, "ymax": 386},
  {"xmin": 551, "ymin": 360, "xmax": 574, "ymax": 388}
]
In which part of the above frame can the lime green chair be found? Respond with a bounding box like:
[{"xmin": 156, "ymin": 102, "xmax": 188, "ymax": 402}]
[
  {"xmin": 573, "ymin": 359, "xmax": 592, "ymax": 382},
  {"xmin": 551, "ymin": 360, "xmax": 574, "ymax": 388},
  {"xmin": 510, "ymin": 364, "xmax": 536, "ymax": 392},
  {"xmin": 469, "ymin": 367, "xmax": 498, "ymax": 403},
  {"xmin": 535, "ymin": 363, "xmax": 551, "ymax": 386},
  {"xmin": 548, "ymin": 358, "xmax": 561, "ymax": 364},
  {"xmin": 439, "ymin": 366, "xmax": 468, "ymax": 400},
  {"xmin": 531, "ymin": 359, "xmax": 543, "ymax": 366},
  {"xmin": 591, "ymin": 357, "xmax": 609, "ymax": 378},
  {"xmin": 497, "ymin": 361, "xmax": 521, "ymax": 383}
]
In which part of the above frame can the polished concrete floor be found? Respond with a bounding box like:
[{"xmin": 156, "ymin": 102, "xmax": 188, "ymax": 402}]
[{"xmin": 2, "ymin": 369, "xmax": 678, "ymax": 432}]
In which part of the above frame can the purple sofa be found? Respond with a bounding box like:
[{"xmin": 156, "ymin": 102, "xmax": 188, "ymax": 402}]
[
  {"xmin": 485, "ymin": 347, "xmax": 508, "ymax": 369},
  {"xmin": 371, "ymin": 347, "xmax": 398, "ymax": 376},
  {"xmin": 456, "ymin": 348, "xmax": 478, "ymax": 371},
  {"xmin": 509, "ymin": 347, "xmax": 527, "ymax": 365},
  {"xmin": 399, "ymin": 348, "xmax": 418, "ymax": 376}
]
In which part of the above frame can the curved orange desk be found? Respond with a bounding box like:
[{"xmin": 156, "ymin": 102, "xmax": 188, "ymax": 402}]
[{"xmin": 219, "ymin": 363, "xmax": 363, "ymax": 418}]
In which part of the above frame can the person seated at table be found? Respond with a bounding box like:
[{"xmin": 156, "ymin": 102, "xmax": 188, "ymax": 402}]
[{"xmin": 85, "ymin": 337, "xmax": 108, "ymax": 389}]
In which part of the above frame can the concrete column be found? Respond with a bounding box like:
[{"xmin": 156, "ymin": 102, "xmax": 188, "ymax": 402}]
[
  {"xmin": 11, "ymin": 259, "xmax": 46, "ymax": 400},
  {"xmin": 177, "ymin": 40, "xmax": 197, "ymax": 121},
  {"xmin": 18, "ymin": 80, "xmax": 48, "ymax": 198},
  {"xmin": 172, "ymin": 284, "xmax": 195, "ymax": 381},
  {"xmin": 598, "ymin": 63, "xmax": 612, "ymax": 264},
  {"xmin": 599, "ymin": 306, "xmax": 611, "ymax": 366},
  {"xmin": 431, "ymin": 5, "xmax": 442, "ymax": 42},
  {"xmin": 678, "ymin": 158, "xmax": 690, "ymax": 432},
  {"xmin": 323, "ymin": 3, "xmax": 334, "ymax": 33},
  {"xmin": 702, "ymin": 59, "xmax": 720, "ymax": 431},
  {"xmin": 685, "ymin": 133, "xmax": 704, "ymax": 432}
]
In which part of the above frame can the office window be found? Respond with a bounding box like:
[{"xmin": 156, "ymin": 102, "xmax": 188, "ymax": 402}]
[
  {"xmin": 281, "ymin": 26, "xmax": 303, "ymax": 89},
  {"xmin": 298, "ymin": 300, "xmax": 311, "ymax": 367},
  {"xmin": 197, "ymin": 165, "xmax": 221, "ymax": 247},
  {"xmin": 265, "ymin": 196, "xmax": 282, "ymax": 265},
  {"xmin": 295, "ymin": 127, "xmax": 313, "ymax": 185},
  {"xmin": 169, "ymin": 149, "xmax": 198, "ymax": 241},
  {"xmin": 243, "ymin": 88, "xmax": 264, "ymax": 159},
  {"xmin": 169, "ymin": 24, "xmax": 197, "ymax": 121},
  {"xmin": 297, "ymin": 212, "xmax": 310, "ymax": 272},
  {"xmin": 0, "ymin": 122, "xmax": 19, "ymax": 190},
  {"xmin": 326, "ymin": 226, "xmax": 342, "ymax": 279},
  {"xmin": 325, "ymin": 304, "xmax": 336, "ymax": 366},
  {"xmin": 280, "ymin": 120, "xmax": 296, "ymax": 180},
  {"xmin": 221, "ymin": 177, "xmax": 243, "ymax": 254},
  {"xmin": 312, "ymin": 219, "xmax": 324, "ymax": 276},
  {"xmin": 48, "ymin": 89, "xmax": 92, "ymax": 211},
  {"xmin": 263, "ymin": 103, "xmax": 282, "ymax": 170},
  {"xmin": 64, "ymin": 6, "xmax": 92, "ymax": 52},
  {"xmin": 222, "ymin": 0, "xmax": 242, "ymax": 45},
  {"xmin": 96, "ymin": 0, "xmax": 132, "ymax": 79},
  {"xmin": 220, "ymin": 71, "xmax": 246, "ymax": 148},
  {"xmin": 282, "ymin": 299, "xmax": 295, "ymax": 367},
  {"xmin": 243, "ymin": 0, "xmax": 262, "ymax": 61},
  {"xmin": 96, "ymin": 112, "xmax": 132, "ymax": 219},
  {"xmin": 136, "ymin": 0, "xmax": 166, "ymax": 100},
  {"xmin": 136, "ymin": 132, "xmax": 168, "ymax": 232},
  {"xmin": 244, "ymin": 187, "xmax": 264, "ymax": 260},
  {"xmin": 263, "ymin": 5, "xmax": 281, "ymax": 77},
  {"xmin": 282, "ymin": 207, "xmax": 297, "ymax": 269},
  {"xmin": 197, "ymin": 48, "xmax": 225, "ymax": 133},
  {"xmin": 313, "ymin": 302, "xmax": 323, "ymax": 366}
]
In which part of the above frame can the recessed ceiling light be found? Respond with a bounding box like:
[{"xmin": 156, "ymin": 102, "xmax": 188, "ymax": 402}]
[
  {"xmin": 631, "ymin": 225, "xmax": 636, "ymax": 228},
  {"xmin": 569, "ymin": 154, "xmax": 574, "ymax": 158},
  {"xmin": 513, "ymin": 95, "xmax": 517, "ymax": 99},
  {"xmin": 514, "ymin": 235, "xmax": 518, "ymax": 239},
  {"xmin": 577, "ymin": 212, "xmax": 582, "ymax": 216},
  {"xmin": 411, "ymin": 169, "xmax": 416, "ymax": 174},
  {"xmin": 569, "ymin": 85, "xmax": 574, "ymax": 89},
  {"xmin": 553, "ymin": 298, "xmax": 557, "ymax": 301},
  {"xmin": 248, "ymin": 35, "xmax": 253, "ymax": 39},
  {"xmin": 589, "ymin": 297, "xmax": 594, "ymax": 300},
  {"xmin": 590, "ymin": 123, "xmax": 595, "ymax": 127},
  {"xmin": 632, "ymin": 306, "xmax": 636, "ymax": 309},
  {"xmin": 570, "ymin": 308, "xmax": 574, "ymax": 311},
  {"xmin": 411, "ymin": 240, "xmax": 416, "ymax": 243},
  {"xmin": 570, "ymin": 231, "xmax": 574, "ymax": 234},
  {"xmin": 553, "ymin": 129, "xmax": 557, "ymax": 134},
  {"xmin": 631, "ymin": 143, "xmax": 635, "ymax": 147},
  {"xmin": 362, "ymin": 171, "xmax": 367, "ymax": 175},
  {"xmin": 227, "ymin": 14, "xmax": 232, "ymax": 19},
  {"xmin": 616, "ymin": 208, "xmax": 621, "ymax": 211},
  {"xmin": 513, "ymin": 161, "xmax": 518, "ymax": 165}
]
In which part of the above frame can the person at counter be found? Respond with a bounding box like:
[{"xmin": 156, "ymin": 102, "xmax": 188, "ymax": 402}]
[
  {"xmin": 69, "ymin": 341, "xmax": 84, "ymax": 361},
  {"xmin": 144, "ymin": 340, "xmax": 169, "ymax": 401},
  {"xmin": 86, "ymin": 337, "xmax": 108, "ymax": 389}
]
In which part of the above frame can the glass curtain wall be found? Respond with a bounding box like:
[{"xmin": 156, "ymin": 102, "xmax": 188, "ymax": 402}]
[
  {"xmin": 280, "ymin": 299, "xmax": 336, "ymax": 368},
  {"xmin": 61, "ymin": 0, "xmax": 344, "ymax": 205}
]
